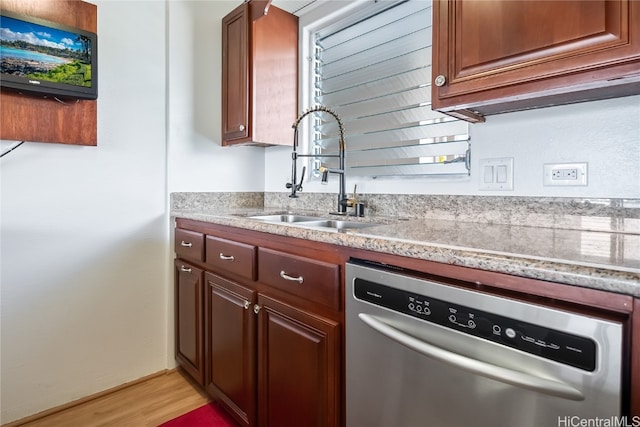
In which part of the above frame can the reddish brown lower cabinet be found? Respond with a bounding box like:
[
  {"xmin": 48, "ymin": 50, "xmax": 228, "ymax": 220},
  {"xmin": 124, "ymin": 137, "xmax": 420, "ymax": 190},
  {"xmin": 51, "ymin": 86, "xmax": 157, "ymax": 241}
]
[
  {"xmin": 175, "ymin": 217, "xmax": 638, "ymax": 426},
  {"xmin": 205, "ymin": 272, "xmax": 257, "ymax": 427},
  {"xmin": 257, "ymin": 294, "xmax": 340, "ymax": 427},
  {"xmin": 175, "ymin": 260, "xmax": 204, "ymax": 385},
  {"xmin": 175, "ymin": 219, "xmax": 344, "ymax": 427},
  {"xmin": 204, "ymin": 274, "xmax": 341, "ymax": 427}
]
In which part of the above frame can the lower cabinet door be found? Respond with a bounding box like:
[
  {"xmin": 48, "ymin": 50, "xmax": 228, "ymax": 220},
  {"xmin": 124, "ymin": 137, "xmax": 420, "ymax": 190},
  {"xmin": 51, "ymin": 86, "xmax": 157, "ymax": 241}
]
[
  {"xmin": 256, "ymin": 294, "xmax": 340, "ymax": 427},
  {"xmin": 175, "ymin": 260, "xmax": 204, "ymax": 385},
  {"xmin": 205, "ymin": 272, "xmax": 256, "ymax": 427}
]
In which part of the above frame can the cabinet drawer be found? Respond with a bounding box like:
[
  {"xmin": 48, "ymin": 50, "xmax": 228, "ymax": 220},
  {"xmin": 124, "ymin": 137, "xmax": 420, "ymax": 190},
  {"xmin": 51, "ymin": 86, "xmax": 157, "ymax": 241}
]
[
  {"xmin": 175, "ymin": 229, "xmax": 204, "ymax": 261},
  {"xmin": 258, "ymin": 248, "xmax": 340, "ymax": 310},
  {"xmin": 206, "ymin": 236, "xmax": 257, "ymax": 281}
]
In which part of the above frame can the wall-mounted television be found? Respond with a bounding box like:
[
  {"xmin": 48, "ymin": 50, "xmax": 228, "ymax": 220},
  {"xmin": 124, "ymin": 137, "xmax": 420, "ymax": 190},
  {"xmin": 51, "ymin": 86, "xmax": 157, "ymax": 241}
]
[{"xmin": 0, "ymin": 10, "xmax": 97, "ymax": 100}]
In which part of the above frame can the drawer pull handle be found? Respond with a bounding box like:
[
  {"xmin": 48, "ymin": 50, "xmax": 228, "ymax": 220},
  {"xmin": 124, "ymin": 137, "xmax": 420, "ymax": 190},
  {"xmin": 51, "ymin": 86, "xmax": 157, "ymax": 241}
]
[
  {"xmin": 219, "ymin": 253, "xmax": 235, "ymax": 261},
  {"xmin": 180, "ymin": 241, "xmax": 193, "ymax": 247},
  {"xmin": 253, "ymin": 304, "xmax": 261, "ymax": 314},
  {"xmin": 243, "ymin": 301, "xmax": 251, "ymax": 310},
  {"xmin": 280, "ymin": 271, "xmax": 304, "ymax": 284},
  {"xmin": 180, "ymin": 266, "xmax": 192, "ymax": 273}
]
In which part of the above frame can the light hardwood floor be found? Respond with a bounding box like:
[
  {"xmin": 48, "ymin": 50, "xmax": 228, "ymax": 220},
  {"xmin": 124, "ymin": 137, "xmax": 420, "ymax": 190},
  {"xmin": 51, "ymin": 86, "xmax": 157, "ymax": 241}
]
[{"xmin": 5, "ymin": 370, "xmax": 210, "ymax": 427}]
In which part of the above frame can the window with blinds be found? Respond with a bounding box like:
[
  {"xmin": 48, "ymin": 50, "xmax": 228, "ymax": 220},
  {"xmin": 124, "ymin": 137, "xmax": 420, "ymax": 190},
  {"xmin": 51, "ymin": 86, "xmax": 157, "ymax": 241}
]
[{"xmin": 308, "ymin": 0, "xmax": 470, "ymax": 178}]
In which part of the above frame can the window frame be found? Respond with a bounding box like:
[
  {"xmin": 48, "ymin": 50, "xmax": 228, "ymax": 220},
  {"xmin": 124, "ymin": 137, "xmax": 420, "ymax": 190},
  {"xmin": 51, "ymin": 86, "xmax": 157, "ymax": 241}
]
[{"xmin": 297, "ymin": 0, "xmax": 470, "ymax": 180}]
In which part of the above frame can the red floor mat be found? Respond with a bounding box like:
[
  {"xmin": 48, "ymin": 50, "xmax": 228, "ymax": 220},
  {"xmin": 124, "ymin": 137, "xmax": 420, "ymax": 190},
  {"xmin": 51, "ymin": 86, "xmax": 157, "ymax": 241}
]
[{"xmin": 157, "ymin": 402, "xmax": 239, "ymax": 427}]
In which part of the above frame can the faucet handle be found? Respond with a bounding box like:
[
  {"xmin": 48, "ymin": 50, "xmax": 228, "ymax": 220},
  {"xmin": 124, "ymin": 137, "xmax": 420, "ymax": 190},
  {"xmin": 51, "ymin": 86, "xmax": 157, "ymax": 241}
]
[
  {"xmin": 319, "ymin": 166, "xmax": 329, "ymax": 184},
  {"xmin": 349, "ymin": 184, "xmax": 365, "ymax": 216},
  {"xmin": 345, "ymin": 184, "xmax": 358, "ymax": 207},
  {"xmin": 298, "ymin": 166, "xmax": 306, "ymax": 190},
  {"xmin": 286, "ymin": 166, "xmax": 305, "ymax": 198}
]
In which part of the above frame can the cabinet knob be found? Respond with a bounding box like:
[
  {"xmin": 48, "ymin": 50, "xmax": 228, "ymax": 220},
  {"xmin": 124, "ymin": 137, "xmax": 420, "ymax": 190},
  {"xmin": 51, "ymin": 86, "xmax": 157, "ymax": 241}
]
[
  {"xmin": 434, "ymin": 75, "xmax": 447, "ymax": 87},
  {"xmin": 253, "ymin": 304, "xmax": 261, "ymax": 314},
  {"xmin": 239, "ymin": 124, "xmax": 245, "ymax": 131},
  {"xmin": 243, "ymin": 301, "xmax": 251, "ymax": 310}
]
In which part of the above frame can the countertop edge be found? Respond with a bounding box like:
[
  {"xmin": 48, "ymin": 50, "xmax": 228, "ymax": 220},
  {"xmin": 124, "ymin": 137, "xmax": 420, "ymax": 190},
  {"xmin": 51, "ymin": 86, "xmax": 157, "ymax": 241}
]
[{"xmin": 172, "ymin": 210, "xmax": 640, "ymax": 298}]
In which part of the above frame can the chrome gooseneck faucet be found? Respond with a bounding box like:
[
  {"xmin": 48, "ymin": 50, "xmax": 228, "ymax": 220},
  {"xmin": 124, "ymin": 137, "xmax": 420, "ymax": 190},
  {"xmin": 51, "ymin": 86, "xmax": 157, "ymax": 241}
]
[{"xmin": 286, "ymin": 105, "xmax": 348, "ymax": 214}]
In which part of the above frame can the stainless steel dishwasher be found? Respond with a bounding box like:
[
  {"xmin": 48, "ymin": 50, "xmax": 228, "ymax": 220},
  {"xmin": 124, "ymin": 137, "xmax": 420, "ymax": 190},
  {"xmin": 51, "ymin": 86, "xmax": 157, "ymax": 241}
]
[{"xmin": 346, "ymin": 260, "xmax": 626, "ymax": 427}]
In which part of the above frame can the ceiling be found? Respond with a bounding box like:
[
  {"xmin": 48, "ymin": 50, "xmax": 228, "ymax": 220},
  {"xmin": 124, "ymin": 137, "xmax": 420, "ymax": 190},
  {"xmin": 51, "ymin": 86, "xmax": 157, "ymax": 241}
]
[{"xmin": 271, "ymin": 0, "xmax": 319, "ymax": 15}]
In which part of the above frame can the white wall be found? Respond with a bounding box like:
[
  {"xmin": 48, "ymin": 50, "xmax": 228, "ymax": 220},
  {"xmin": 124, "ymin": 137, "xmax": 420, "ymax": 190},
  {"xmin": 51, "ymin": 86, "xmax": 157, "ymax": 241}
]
[
  {"xmin": 0, "ymin": 1, "xmax": 169, "ymax": 424},
  {"xmin": 167, "ymin": 0, "xmax": 265, "ymax": 192},
  {"xmin": 1, "ymin": 0, "xmax": 267, "ymax": 423},
  {"xmin": 265, "ymin": 95, "xmax": 640, "ymax": 198}
]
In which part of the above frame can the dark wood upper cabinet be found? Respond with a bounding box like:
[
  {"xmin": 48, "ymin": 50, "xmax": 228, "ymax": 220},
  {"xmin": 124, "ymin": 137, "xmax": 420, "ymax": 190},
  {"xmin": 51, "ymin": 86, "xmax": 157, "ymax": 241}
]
[
  {"xmin": 221, "ymin": 0, "xmax": 298, "ymax": 146},
  {"xmin": 431, "ymin": 0, "xmax": 640, "ymax": 122}
]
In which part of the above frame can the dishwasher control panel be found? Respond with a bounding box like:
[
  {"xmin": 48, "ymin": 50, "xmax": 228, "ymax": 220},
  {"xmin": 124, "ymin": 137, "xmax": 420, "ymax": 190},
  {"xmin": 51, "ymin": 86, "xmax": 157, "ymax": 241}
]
[{"xmin": 354, "ymin": 278, "xmax": 597, "ymax": 371}]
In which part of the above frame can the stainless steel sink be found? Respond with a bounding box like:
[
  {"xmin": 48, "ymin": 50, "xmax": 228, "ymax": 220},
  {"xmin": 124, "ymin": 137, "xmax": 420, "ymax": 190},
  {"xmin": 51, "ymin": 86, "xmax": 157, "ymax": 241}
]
[
  {"xmin": 247, "ymin": 214, "xmax": 326, "ymax": 223},
  {"xmin": 299, "ymin": 220, "xmax": 376, "ymax": 230},
  {"xmin": 246, "ymin": 214, "xmax": 378, "ymax": 231}
]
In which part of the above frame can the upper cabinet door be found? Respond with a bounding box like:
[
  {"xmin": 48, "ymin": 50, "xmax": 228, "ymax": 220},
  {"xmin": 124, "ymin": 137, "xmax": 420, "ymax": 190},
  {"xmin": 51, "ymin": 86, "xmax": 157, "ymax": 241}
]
[
  {"xmin": 222, "ymin": 3, "xmax": 250, "ymax": 143},
  {"xmin": 221, "ymin": 1, "xmax": 298, "ymax": 146},
  {"xmin": 432, "ymin": 0, "xmax": 640, "ymax": 122}
]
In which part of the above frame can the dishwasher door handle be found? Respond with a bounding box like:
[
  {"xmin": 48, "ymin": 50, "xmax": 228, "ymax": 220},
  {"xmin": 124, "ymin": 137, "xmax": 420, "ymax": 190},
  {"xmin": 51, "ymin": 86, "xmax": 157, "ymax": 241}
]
[{"xmin": 358, "ymin": 313, "xmax": 585, "ymax": 401}]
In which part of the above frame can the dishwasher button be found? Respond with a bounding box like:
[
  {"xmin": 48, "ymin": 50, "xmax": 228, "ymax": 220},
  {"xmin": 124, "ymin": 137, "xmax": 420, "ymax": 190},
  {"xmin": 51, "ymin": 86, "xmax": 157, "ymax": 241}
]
[{"xmin": 505, "ymin": 328, "xmax": 516, "ymax": 338}]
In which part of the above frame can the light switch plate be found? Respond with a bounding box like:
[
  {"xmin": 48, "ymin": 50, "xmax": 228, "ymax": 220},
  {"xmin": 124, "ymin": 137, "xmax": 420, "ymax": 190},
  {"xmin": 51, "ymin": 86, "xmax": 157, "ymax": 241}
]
[{"xmin": 479, "ymin": 157, "xmax": 514, "ymax": 190}]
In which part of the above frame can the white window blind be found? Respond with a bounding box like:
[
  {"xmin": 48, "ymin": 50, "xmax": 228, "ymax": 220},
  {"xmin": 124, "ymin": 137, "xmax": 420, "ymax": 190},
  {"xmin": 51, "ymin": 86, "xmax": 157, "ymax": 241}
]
[{"xmin": 310, "ymin": 0, "xmax": 470, "ymax": 178}]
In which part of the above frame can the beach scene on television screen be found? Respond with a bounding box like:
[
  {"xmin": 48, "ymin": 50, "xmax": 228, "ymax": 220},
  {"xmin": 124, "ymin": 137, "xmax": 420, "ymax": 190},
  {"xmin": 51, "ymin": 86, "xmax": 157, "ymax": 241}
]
[{"xmin": 0, "ymin": 15, "xmax": 92, "ymax": 88}]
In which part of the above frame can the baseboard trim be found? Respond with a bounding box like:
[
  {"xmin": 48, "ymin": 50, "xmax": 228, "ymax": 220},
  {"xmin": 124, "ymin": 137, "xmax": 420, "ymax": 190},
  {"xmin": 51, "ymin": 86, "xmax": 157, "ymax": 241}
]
[{"xmin": 2, "ymin": 369, "xmax": 174, "ymax": 427}]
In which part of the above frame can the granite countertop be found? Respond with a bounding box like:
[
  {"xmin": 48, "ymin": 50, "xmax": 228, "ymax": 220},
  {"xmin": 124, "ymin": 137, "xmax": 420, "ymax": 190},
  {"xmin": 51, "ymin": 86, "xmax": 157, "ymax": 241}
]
[{"xmin": 172, "ymin": 206, "xmax": 640, "ymax": 298}]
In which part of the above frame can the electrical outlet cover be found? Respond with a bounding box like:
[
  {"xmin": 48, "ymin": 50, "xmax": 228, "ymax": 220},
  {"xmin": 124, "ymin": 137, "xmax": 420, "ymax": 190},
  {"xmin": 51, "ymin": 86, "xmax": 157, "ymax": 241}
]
[{"xmin": 543, "ymin": 162, "xmax": 588, "ymax": 186}]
